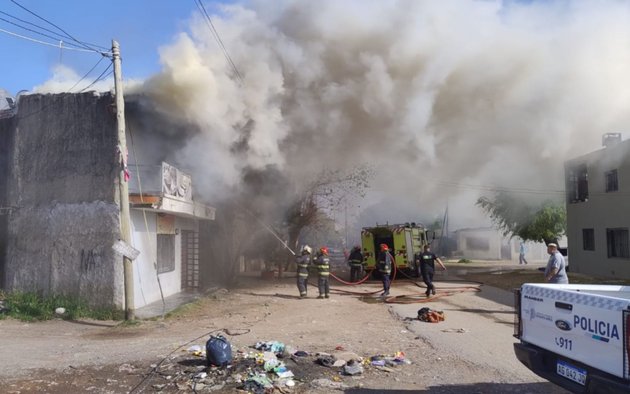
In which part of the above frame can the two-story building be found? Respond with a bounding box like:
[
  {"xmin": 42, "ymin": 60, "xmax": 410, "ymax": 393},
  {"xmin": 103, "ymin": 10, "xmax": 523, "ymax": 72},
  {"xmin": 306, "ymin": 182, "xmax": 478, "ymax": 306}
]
[{"xmin": 565, "ymin": 133, "xmax": 630, "ymax": 278}]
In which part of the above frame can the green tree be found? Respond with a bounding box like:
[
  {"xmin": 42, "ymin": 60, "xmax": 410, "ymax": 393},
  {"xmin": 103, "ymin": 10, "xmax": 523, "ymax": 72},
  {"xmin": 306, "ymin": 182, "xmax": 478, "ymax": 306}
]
[{"xmin": 476, "ymin": 192, "xmax": 566, "ymax": 244}]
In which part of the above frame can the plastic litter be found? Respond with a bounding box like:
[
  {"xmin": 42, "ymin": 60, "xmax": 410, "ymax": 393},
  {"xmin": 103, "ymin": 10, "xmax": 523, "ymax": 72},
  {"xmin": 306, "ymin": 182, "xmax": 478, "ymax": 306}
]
[
  {"xmin": 206, "ymin": 335, "xmax": 233, "ymax": 367},
  {"xmin": 293, "ymin": 350, "xmax": 309, "ymax": 357},
  {"xmin": 343, "ymin": 359, "xmax": 364, "ymax": 375},
  {"xmin": 276, "ymin": 370, "xmax": 294, "ymax": 379},
  {"xmin": 254, "ymin": 341, "xmax": 285, "ymax": 354}
]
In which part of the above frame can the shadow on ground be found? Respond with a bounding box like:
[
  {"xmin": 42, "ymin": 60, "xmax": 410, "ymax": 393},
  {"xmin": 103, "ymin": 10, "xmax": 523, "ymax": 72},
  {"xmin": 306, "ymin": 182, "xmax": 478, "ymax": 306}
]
[{"xmin": 345, "ymin": 381, "xmax": 566, "ymax": 393}]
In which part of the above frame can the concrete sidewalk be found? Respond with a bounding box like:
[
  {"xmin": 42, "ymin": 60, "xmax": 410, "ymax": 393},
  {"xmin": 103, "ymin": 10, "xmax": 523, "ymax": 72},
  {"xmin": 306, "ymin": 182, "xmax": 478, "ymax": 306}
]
[{"xmin": 135, "ymin": 289, "xmax": 210, "ymax": 319}]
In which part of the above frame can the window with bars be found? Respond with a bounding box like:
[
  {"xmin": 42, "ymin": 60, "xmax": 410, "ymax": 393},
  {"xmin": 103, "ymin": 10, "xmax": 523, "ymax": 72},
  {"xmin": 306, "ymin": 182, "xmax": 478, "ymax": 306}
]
[
  {"xmin": 606, "ymin": 228, "xmax": 629, "ymax": 258},
  {"xmin": 157, "ymin": 234, "xmax": 176, "ymax": 273},
  {"xmin": 582, "ymin": 228, "xmax": 594, "ymax": 251},
  {"xmin": 605, "ymin": 169, "xmax": 618, "ymax": 192}
]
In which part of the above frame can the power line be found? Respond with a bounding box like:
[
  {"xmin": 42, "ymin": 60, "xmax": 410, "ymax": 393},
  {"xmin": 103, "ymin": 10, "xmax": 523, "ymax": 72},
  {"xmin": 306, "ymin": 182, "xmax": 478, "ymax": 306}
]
[
  {"xmin": 68, "ymin": 56, "xmax": 106, "ymax": 92},
  {"xmin": 9, "ymin": 0, "xmax": 109, "ymax": 53},
  {"xmin": 0, "ymin": 27, "xmax": 98, "ymax": 52},
  {"xmin": 78, "ymin": 62, "xmax": 113, "ymax": 92},
  {"xmin": 0, "ymin": 15, "xmax": 105, "ymax": 54},
  {"xmin": 432, "ymin": 179, "xmax": 566, "ymax": 196},
  {"xmin": 193, "ymin": 0, "xmax": 244, "ymax": 83},
  {"xmin": 0, "ymin": 10, "xmax": 107, "ymax": 53}
]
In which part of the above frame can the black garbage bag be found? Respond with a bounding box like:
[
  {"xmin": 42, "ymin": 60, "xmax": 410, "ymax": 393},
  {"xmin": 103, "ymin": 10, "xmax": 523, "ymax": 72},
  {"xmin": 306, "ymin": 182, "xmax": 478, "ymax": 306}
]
[{"xmin": 206, "ymin": 335, "xmax": 232, "ymax": 367}]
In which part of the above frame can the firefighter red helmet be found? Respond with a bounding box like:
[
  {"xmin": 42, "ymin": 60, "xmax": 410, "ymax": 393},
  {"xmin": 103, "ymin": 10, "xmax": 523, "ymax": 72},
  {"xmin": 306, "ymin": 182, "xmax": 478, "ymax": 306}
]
[
  {"xmin": 320, "ymin": 246, "xmax": 329, "ymax": 255},
  {"xmin": 380, "ymin": 244, "xmax": 389, "ymax": 251}
]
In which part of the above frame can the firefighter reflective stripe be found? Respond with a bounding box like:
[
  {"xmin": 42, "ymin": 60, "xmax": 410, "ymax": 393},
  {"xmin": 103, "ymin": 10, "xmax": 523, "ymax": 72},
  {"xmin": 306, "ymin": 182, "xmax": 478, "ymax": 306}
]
[
  {"xmin": 314, "ymin": 254, "xmax": 330, "ymax": 276},
  {"xmin": 297, "ymin": 264, "xmax": 309, "ymax": 268},
  {"xmin": 298, "ymin": 272, "xmax": 309, "ymax": 277}
]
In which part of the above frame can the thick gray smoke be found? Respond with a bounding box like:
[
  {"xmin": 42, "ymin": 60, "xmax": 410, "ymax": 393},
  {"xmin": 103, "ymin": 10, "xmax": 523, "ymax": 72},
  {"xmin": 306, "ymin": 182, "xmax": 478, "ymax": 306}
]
[{"xmin": 134, "ymin": 0, "xmax": 630, "ymax": 228}]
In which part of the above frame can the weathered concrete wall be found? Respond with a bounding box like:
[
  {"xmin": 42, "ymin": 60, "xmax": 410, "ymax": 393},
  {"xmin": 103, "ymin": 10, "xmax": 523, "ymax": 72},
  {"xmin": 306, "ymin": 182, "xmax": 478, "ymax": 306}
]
[
  {"xmin": 0, "ymin": 115, "xmax": 14, "ymax": 288},
  {"xmin": 5, "ymin": 93, "xmax": 123, "ymax": 307}
]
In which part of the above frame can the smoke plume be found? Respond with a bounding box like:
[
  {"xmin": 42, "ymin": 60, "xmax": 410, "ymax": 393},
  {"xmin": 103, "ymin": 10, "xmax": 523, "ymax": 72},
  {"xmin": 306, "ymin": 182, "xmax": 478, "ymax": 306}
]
[{"xmin": 134, "ymin": 0, "xmax": 630, "ymax": 228}]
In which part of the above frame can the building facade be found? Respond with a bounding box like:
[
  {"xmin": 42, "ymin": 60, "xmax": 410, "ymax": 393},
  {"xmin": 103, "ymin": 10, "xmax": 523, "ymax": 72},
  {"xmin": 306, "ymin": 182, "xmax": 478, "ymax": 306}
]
[
  {"xmin": 565, "ymin": 133, "xmax": 630, "ymax": 278},
  {"xmin": 453, "ymin": 227, "xmax": 552, "ymax": 262},
  {"xmin": 0, "ymin": 92, "xmax": 216, "ymax": 309}
]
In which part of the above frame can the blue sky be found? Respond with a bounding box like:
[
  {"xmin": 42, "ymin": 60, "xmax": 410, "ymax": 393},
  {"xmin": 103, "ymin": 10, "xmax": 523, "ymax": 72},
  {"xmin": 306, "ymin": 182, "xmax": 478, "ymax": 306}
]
[{"xmin": 0, "ymin": 0, "xmax": 231, "ymax": 95}]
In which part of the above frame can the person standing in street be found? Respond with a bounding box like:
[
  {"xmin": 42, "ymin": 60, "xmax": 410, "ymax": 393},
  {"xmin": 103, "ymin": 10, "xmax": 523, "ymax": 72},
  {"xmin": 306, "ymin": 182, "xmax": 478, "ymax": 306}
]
[
  {"xmin": 347, "ymin": 246, "xmax": 364, "ymax": 282},
  {"xmin": 314, "ymin": 246, "xmax": 331, "ymax": 299},
  {"xmin": 418, "ymin": 244, "xmax": 447, "ymax": 297},
  {"xmin": 296, "ymin": 245, "xmax": 312, "ymax": 298},
  {"xmin": 377, "ymin": 244, "xmax": 394, "ymax": 297},
  {"xmin": 519, "ymin": 242, "xmax": 528, "ymax": 265},
  {"xmin": 544, "ymin": 243, "xmax": 569, "ymax": 284}
]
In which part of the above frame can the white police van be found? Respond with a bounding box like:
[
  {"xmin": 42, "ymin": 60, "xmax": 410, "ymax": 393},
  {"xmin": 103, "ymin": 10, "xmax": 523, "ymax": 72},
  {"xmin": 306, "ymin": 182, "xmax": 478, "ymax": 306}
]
[{"xmin": 514, "ymin": 283, "xmax": 630, "ymax": 393}]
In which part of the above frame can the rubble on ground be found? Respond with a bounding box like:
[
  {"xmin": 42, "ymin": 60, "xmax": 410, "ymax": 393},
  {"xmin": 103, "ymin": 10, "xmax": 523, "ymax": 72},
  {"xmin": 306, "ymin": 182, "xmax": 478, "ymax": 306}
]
[{"xmin": 134, "ymin": 339, "xmax": 412, "ymax": 393}]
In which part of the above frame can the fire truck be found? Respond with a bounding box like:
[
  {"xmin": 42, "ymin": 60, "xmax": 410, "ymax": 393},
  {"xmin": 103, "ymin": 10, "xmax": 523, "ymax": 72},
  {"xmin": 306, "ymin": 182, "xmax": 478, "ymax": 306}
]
[{"xmin": 360, "ymin": 223, "xmax": 431, "ymax": 273}]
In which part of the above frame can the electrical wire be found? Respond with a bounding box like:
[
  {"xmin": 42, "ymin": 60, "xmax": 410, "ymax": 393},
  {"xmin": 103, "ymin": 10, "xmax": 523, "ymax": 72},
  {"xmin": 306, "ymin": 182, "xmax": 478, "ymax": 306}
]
[
  {"xmin": 0, "ymin": 26, "xmax": 96, "ymax": 52},
  {"xmin": 128, "ymin": 123, "xmax": 167, "ymax": 319},
  {"xmin": 67, "ymin": 56, "xmax": 106, "ymax": 92},
  {"xmin": 193, "ymin": 0, "xmax": 244, "ymax": 83},
  {"xmin": 9, "ymin": 0, "xmax": 109, "ymax": 53},
  {"xmin": 0, "ymin": 15, "xmax": 90, "ymax": 47},
  {"xmin": 0, "ymin": 10, "xmax": 83, "ymax": 44},
  {"xmin": 78, "ymin": 62, "xmax": 113, "ymax": 92}
]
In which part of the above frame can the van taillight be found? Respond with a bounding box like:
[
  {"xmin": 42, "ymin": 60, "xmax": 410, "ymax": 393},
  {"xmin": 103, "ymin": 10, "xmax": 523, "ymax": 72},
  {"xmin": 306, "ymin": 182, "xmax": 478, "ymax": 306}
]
[{"xmin": 513, "ymin": 288, "xmax": 522, "ymax": 339}]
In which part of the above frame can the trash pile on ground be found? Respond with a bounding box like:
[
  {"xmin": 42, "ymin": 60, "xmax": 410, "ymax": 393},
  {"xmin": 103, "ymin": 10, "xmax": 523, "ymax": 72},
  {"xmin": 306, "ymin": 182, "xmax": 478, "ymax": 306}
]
[
  {"xmin": 417, "ymin": 307, "xmax": 445, "ymax": 323},
  {"xmin": 140, "ymin": 337, "xmax": 412, "ymax": 393}
]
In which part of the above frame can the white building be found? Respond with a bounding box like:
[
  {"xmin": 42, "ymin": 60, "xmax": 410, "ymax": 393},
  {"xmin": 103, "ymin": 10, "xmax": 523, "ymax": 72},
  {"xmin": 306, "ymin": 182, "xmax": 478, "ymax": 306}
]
[
  {"xmin": 453, "ymin": 227, "xmax": 554, "ymax": 262},
  {"xmin": 565, "ymin": 133, "xmax": 630, "ymax": 278}
]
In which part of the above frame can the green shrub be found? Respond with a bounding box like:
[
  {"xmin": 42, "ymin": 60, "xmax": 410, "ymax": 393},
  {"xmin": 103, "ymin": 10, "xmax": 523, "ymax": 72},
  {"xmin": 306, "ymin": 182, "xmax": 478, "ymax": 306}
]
[
  {"xmin": 0, "ymin": 292, "xmax": 122, "ymax": 322},
  {"xmin": 457, "ymin": 258, "xmax": 473, "ymax": 264}
]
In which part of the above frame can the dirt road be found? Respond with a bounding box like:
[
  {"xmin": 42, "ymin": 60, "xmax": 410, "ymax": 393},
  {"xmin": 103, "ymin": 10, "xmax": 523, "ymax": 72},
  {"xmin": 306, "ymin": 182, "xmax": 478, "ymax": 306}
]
[{"xmin": 0, "ymin": 272, "xmax": 568, "ymax": 393}]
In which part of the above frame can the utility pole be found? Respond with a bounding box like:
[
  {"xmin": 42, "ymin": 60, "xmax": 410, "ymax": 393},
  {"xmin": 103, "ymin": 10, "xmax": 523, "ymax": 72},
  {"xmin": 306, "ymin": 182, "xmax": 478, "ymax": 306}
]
[{"xmin": 112, "ymin": 40, "xmax": 134, "ymax": 320}]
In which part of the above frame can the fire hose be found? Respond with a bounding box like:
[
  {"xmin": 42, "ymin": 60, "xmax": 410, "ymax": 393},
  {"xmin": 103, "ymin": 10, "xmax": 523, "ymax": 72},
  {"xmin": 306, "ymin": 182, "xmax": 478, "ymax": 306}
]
[{"xmin": 323, "ymin": 261, "xmax": 483, "ymax": 303}]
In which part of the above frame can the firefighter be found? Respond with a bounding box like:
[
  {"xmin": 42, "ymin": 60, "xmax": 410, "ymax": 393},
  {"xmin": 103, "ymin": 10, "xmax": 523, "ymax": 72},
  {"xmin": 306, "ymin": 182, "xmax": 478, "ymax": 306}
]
[
  {"xmin": 377, "ymin": 243, "xmax": 393, "ymax": 296},
  {"xmin": 417, "ymin": 244, "xmax": 447, "ymax": 296},
  {"xmin": 314, "ymin": 246, "xmax": 331, "ymax": 299},
  {"xmin": 347, "ymin": 245, "xmax": 364, "ymax": 282},
  {"xmin": 296, "ymin": 245, "xmax": 312, "ymax": 298}
]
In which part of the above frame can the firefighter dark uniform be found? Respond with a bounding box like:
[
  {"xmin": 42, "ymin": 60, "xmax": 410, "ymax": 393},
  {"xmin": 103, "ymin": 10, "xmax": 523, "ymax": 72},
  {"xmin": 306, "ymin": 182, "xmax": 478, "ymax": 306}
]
[
  {"xmin": 314, "ymin": 247, "xmax": 330, "ymax": 299},
  {"xmin": 417, "ymin": 245, "xmax": 446, "ymax": 296},
  {"xmin": 347, "ymin": 246, "xmax": 364, "ymax": 282},
  {"xmin": 377, "ymin": 244, "xmax": 393, "ymax": 296},
  {"xmin": 296, "ymin": 246, "xmax": 312, "ymax": 298}
]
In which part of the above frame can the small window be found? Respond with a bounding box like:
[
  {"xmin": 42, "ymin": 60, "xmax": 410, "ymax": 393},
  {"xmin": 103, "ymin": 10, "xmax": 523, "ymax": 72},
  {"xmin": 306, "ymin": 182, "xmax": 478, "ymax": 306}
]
[
  {"xmin": 582, "ymin": 228, "xmax": 594, "ymax": 251},
  {"xmin": 567, "ymin": 164, "xmax": 588, "ymax": 203},
  {"xmin": 606, "ymin": 228, "xmax": 629, "ymax": 258},
  {"xmin": 605, "ymin": 169, "xmax": 618, "ymax": 192},
  {"xmin": 157, "ymin": 234, "xmax": 176, "ymax": 273}
]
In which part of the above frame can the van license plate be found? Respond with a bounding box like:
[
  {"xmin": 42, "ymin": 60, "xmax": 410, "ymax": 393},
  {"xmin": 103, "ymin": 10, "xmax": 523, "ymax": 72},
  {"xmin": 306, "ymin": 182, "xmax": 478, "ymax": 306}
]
[{"xmin": 557, "ymin": 360, "xmax": 587, "ymax": 386}]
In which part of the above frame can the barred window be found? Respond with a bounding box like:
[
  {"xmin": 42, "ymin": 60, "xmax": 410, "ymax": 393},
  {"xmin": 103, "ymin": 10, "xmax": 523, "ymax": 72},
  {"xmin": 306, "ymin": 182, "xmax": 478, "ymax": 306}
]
[
  {"xmin": 606, "ymin": 228, "xmax": 629, "ymax": 258},
  {"xmin": 157, "ymin": 234, "xmax": 176, "ymax": 273},
  {"xmin": 605, "ymin": 169, "xmax": 618, "ymax": 192},
  {"xmin": 582, "ymin": 228, "xmax": 594, "ymax": 251}
]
